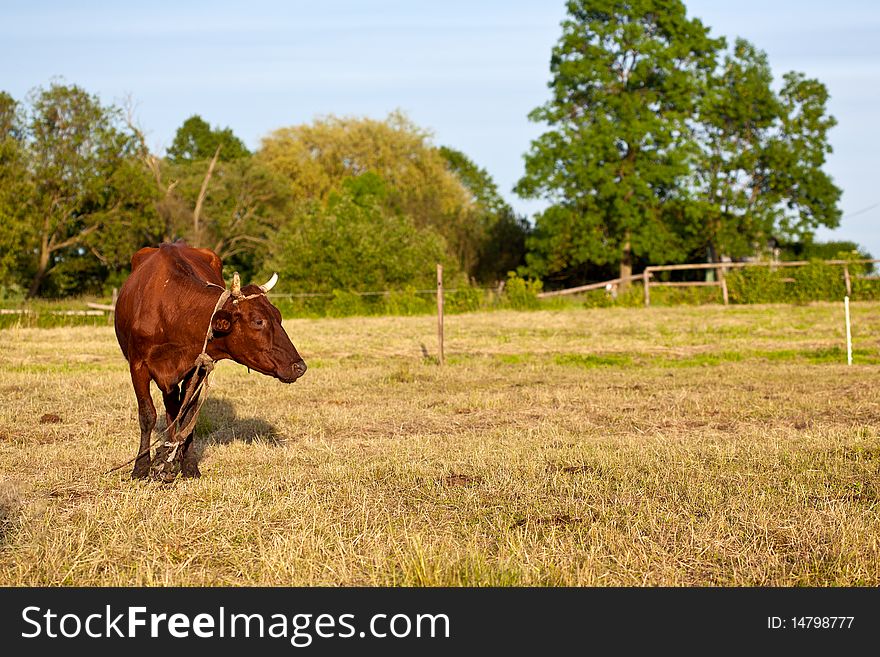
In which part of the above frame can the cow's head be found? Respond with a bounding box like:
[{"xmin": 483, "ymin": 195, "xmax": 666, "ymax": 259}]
[{"xmin": 210, "ymin": 273, "xmax": 307, "ymax": 383}]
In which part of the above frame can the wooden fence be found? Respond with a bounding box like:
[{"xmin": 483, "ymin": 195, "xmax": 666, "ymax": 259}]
[
  {"xmin": 8, "ymin": 260, "xmax": 879, "ymax": 321},
  {"xmin": 537, "ymin": 258, "xmax": 880, "ymax": 306}
]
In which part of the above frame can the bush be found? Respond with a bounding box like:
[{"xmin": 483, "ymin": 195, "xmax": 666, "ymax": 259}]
[
  {"xmin": 851, "ymin": 277, "xmax": 880, "ymax": 300},
  {"xmin": 326, "ymin": 290, "xmax": 368, "ymax": 317},
  {"xmin": 789, "ymin": 261, "xmax": 846, "ymax": 304},
  {"xmin": 726, "ymin": 259, "xmax": 861, "ymax": 304},
  {"xmin": 726, "ymin": 267, "xmax": 789, "ymax": 304},
  {"xmin": 503, "ymin": 273, "xmax": 542, "ymax": 310},
  {"xmin": 576, "ymin": 284, "xmax": 645, "ymax": 308},
  {"xmin": 648, "ymin": 285, "xmax": 722, "ymax": 306},
  {"xmin": 446, "ymin": 287, "xmax": 484, "ymax": 313},
  {"xmin": 383, "ymin": 287, "xmax": 432, "ymax": 316},
  {"xmin": 268, "ymin": 174, "xmax": 458, "ymax": 295},
  {"xmin": 0, "ymin": 284, "xmax": 24, "ymax": 302}
]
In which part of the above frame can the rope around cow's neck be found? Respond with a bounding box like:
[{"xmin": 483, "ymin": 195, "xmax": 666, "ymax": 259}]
[{"xmin": 104, "ymin": 283, "xmax": 233, "ymax": 476}]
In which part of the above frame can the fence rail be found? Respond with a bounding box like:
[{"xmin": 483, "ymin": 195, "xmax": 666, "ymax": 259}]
[
  {"xmin": 538, "ymin": 258, "xmax": 880, "ymax": 306},
  {"xmin": 536, "ymin": 274, "xmax": 644, "ymax": 298}
]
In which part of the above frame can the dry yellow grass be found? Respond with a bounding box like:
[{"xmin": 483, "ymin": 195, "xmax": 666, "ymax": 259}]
[{"xmin": 1, "ymin": 302, "xmax": 879, "ymax": 585}]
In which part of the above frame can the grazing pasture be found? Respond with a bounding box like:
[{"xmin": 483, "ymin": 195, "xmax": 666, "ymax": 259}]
[{"xmin": 1, "ymin": 303, "xmax": 879, "ymax": 586}]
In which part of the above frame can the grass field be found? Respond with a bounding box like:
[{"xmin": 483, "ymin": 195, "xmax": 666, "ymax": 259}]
[{"xmin": 1, "ymin": 302, "xmax": 879, "ymax": 586}]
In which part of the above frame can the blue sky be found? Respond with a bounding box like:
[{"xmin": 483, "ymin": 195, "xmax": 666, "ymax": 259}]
[{"xmin": 3, "ymin": 1, "xmax": 879, "ymax": 257}]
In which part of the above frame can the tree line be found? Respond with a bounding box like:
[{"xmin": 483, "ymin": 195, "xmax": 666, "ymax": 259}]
[
  {"xmin": 0, "ymin": 92, "xmax": 527, "ymax": 298},
  {"xmin": 0, "ymin": 0, "xmax": 851, "ymax": 299}
]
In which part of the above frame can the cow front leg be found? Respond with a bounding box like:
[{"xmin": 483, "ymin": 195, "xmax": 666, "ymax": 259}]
[{"xmin": 130, "ymin": 363, "xmax": 156, "ymax": 480}]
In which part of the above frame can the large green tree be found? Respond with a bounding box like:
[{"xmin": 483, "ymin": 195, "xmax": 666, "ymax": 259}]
[
  {"xmin": 691, "ymin": 39, "xmax": 841, "ymax": 262},
  {"xmin": 517, "ymin": 0, "xmax": 722, "ymax": 286},
  {"xmin": 0, "ymin": 93, "xmax": 31, "ymax": 291}
]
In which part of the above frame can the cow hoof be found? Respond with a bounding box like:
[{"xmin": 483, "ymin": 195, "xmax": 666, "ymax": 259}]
[
  {"xmin": 131, "ymin": 455, "xmax": 151, "ymax": 479},
  {"xmin": 181, "ymin": 467, "xmax": 201, "ymax": 479},
  {"xmin": 150, "ymin": 456, "xmax": 181, "ymax": 483},
  {"xmin": 150, "ymin": 463, "xmax": 179, "ymax": 483}
]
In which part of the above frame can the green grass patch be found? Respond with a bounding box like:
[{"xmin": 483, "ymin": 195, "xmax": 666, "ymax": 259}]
[
  {"xmin": 522, "ymin": 347, "xmax": 880, "ymax": 370},
  {"xmin": 554, "ymin": 353, "xmax": 633, "ymax": 368},
  {"xmin": 650, "ymin": 348, "xmax": 880, "ymax": 367},
  {"xmin": 656, "ymin": 351, "xmax": 745, "ymax": 367}
]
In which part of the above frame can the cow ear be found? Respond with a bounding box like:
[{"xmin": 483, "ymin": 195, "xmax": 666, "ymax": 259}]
[{"xmin": 211, "ymin": 309, "xmax": 234, "ymax": 336}]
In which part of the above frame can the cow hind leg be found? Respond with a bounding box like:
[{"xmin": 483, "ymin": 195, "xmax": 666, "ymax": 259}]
[
  {"xmin": 130, "ymin": 363, "xmax": 156, "ymax": 480},
  {"xmin": 176, "ymin": 370, "xmax": 205, "ymax": 478},
  {"xmin": 151, "ymin": 383, "xmax": 184, "ymax": 483},
  {"xmin": 153, "ymin": 369, "xmax": 204, "ymax": 482},
  {"xmin": 180, "ymin": 435, "xmax": 201, "ymax": 479}
]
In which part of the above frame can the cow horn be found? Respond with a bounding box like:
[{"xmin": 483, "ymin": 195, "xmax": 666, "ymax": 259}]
[
  {"xmin": 259, "ymin": 272, "xmax": 279, "ymax": 293},
  {"xmin": 231, "ymin": 272, "xmax": 241, "ymax": 297}
]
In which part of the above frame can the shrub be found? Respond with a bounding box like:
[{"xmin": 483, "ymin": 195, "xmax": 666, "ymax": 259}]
[
  {"xmin": 326, "ymin": 290, "xmax": 368, "ymax": 317},
  {"xmin": 648, "ymin": 285, "xmax": 722, "ymax": 306},
  {"xmin": 851, "ymin": 277, "xmax": 880, "ymax": 301},
  {"xmin": 789, "ymin": 261, "xmax": 846, "ymax": 304},
  {"xmin": 383, "ymin": 287, "xmax": 432, "ymax": 316},
  {"xmin": 725, "ymin": 267, "xmax": 789, "ymax": 304},
  {"xmin": 446, "ymin": 287, "xmax": 484, "ymax": 313},
  {"xmin": 503, "ymin": 273, "xmax": 542, "ymax": 310},
  {"xmin": 577, "ymin": 284, "xmax": 645, "ymax": 308},
  {"xmin": 268, "ymin": 174, "xmax": 457, "ymax": 295}
]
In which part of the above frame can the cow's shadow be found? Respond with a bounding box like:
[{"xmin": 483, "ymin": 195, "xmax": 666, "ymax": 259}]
[{"xmin": 184, "ymin": 397, "xmax": 281, "ymax": 467}]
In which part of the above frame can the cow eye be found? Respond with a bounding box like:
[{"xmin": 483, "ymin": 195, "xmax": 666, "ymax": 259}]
[{"xmin": 252, "ymin": 318, "xmax": 266, "ymax": 329}]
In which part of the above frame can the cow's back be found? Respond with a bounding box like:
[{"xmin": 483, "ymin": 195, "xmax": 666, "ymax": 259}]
[{"xmin": 114, "ymin": 243, "xmax": 224, "ymax": 363}]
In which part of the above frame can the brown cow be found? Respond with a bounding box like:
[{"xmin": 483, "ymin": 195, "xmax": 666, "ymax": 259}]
[{"xmin": 114, "ymin": 242, "xmax": 306, "ymax": 482}]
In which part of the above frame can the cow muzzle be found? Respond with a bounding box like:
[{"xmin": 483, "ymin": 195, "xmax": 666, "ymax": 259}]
[{"xmin": 281, "ymin": 359, "xmax": 307, "ymax": 383}]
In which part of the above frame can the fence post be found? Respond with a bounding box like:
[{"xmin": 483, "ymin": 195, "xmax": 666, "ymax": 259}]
[
  {"xmin": 843, "ymin": 264, "xmax": 852, "ymax": 297},
  {"xmin": 643, "ymin": 269, "xmax": 651, "ymax": 307},
  {"xmin": 717, "ymin": 266, "xmax": 729, "ymax": 306},
  {"xmin": 437, "ymin": 264, "xmax": 444, "ymax": 365},
  {"xmin": 109, "ymin": 287, "xmax": 118, "ymax": 325},
  {"xmin": 845, "ymin": 295, "xmax": 852, "ymax": 366}
]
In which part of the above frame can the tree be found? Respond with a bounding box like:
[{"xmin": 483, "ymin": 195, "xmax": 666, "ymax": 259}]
[
  {"xmin": 10, "ymin": 83, "xmax": 157, "ymax": 297},
  {"xmin": 258, "ymin": 112, "xmax": 482, "ymax": 274},
  {"xmin": 166, "ymin": 114, "xmax": 250, "ymax": 162},
  {"xmin": 516, "ymin": 0, "xmax": 722, "ymax": 286},
  {"xmin": 124, "ymin": 114, "xmax": 285, "ymax": 281},
  {"xmin": 267, "ymin": 172, "xmax": 454, "ymax": 292},
  {"xmin": 0, "ymin": 92, "xmax": 34, "ymax": 293},
  {"xmin": 439, "ymin": 146, "xmax": 530, "ymax": 282},
  {"xmin": 691, "ymin": 39, "xmax": 841, "ymax": 262},
  {"xmin": 162, "ymin": 156, "xmax": 293, "ymax": 280},
  {"xmin": 690, "ymin": 39, "xmax": 779, "ymax": 262},
  {"xmin": 765, "ymin": 73, "xmax": 841, "ymax": 240}
]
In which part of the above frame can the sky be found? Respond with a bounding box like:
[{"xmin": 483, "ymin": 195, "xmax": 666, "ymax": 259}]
[{"xmin": 2, "ymin": 0, "xmax": 879, "ymax": 256}]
